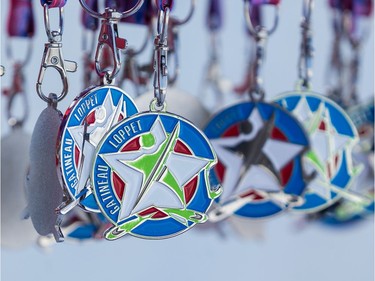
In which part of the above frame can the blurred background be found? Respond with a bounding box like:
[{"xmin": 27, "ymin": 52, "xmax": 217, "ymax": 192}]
[{"xmin": 1, "ymin": 1, "xmax": 374, "ymax": 281}]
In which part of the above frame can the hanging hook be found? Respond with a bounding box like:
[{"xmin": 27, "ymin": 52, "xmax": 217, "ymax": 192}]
[
  {"xmin": 298, "ymin": 0, "xmax": 314, "ymax": 90},
  {"xmin": 3, "ymin": 63, "xmax": 29, "ymax": 128},
  {"xmin": 153, "ymin": 7, "xmax": 170, "ymax": 109},
  {"xmin": 36, "ymin": 3, "xmax": 77, "ymax": 103}
]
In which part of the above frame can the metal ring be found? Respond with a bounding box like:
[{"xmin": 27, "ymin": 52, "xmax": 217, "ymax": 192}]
[
  {"xmin": 79, "ymin": 0, "xmax": 145, "ymax": 19},
  {"xmin": 173, "ymin": 0, "xmax": 195, "ymax": 26},
  {"xmin": 43, "ymin": 5, "xmax": 64, "ymax": 42},
  {"xmin": 244, "ymin": 0, "xmax": 279, "ymax": 38},
  {"xmin": 149, "ymin": 98, "xmax": 167, "ymax": 112},
  {"xmin": 152, "ymin": 0, "xmax": 195, "ymax": 26},
  {"xmin": 302, "ymin": 0, "xmax": 314, "ymax": 23},
  {"xmin": 249, "ymin": 87, "xmax": 265, "ymax": 102},
  {"xmin": 36, "ymin": 73, "xmax": 68, "ymax": 103}
]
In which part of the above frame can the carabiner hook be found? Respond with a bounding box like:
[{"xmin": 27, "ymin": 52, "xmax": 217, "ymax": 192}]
[
  {"xmin": 3, "ymin": 63, "xmax": 29, "ymax": 128},
  {"xmin": 43, "ymin": 4, "xmax": 64, "ymax": 42},
  {"xmin": 298, "ymin": 0, "xmax": 314, "ymax": 90},
  {"xmin": 95, "ymin": 8, "xmax": 127, "ymax": 84},
  {"xmin": 153, "ymin": 7, "xmax": 170, "ymax": 108},
  {"xmin": 36, "ymin": 42, "xmax": 78, "ymax": 102}
]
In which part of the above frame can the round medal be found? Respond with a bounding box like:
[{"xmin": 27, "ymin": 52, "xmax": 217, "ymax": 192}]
[
  {"xmin": 58, "ymin": 85, "xmax": 138, "ymax": 212},
  {"xmin": 92, "ymin": 112, "xmax": 221, "ymax": 240},
  {"xmin": 204, "ymin": 101, "xmax": 310, "ymax": 219},
  {"xmin": 275, "ymin": 92, "xmax": 360, "ymax": 213}
]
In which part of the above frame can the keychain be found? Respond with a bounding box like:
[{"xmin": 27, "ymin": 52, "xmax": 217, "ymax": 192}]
[
  {"xmin": 200, "ymin": 0, "xmax": 233, "ymax": 112},
  {"xmin": 136, "ymin": 0, "xmax": 210, "ymax": 129},
  {"xmin": 1, "ymin": 0, "xmax": 37, "ymax": 248},
  {"xmin": 205, "ymin": 0, "xmax": 310, "ymax": 221},
  {"xmin": 117, "ymin": 0, "xmax": 155, "ymax": 97},
  {"xmin": 274, "ymin": 0, "xmax": 362, "ymax": 214},
  {"xmin": 26, "ymin": 0, "xmax": 77, "ymax": 242},
  {"xmin": 91, "ymin": 1, "xmax": 222, "ymax": 240},
  {"xmin": 81, "ymin": 0, "xmax": 100, "ymax": 88},
  {"xmin": 56, "ymin": 0, "xmax": 142, "ymax": 215},
  {"xmin": 303, "ymin": 0, "xmax": 374, "ymax": 224}
]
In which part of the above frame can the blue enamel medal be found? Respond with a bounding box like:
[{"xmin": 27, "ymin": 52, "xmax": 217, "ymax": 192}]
[
  {"xmin": 205, "ymin": 102, "xmax": 309, "ymax": 219},
  {"xmin": 92, "ymin": 112, "xmax": 220, "ymax": 239},
  {"xmin": 90, "ymin": 5, "xmax": 221, "ymax": 240},
  {"xmin": 58, "ymin": 86, "xmax": 138, "ymax": 212},
  {"xmin": 275, "ymin": 93, "xmax": 360, "ymax": 213}
]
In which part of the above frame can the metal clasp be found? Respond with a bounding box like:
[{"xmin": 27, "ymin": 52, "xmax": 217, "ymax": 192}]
[
  {"xmin": 95, "ymin": 8, "xmax": 127, "ymax": 84},
  {"xmin": 244, "ymin": 0, "xmax": 279, "ymax": 101},
  {"xmin": 36, "ymin": 42, "xmax": 77, "ymax": 103},
  {"xmin": 298, "ymin": 0, "xmax": 314, "ymax": 90},
  {"xmin": 153, "ymin": 7, "xmax": 170, "ymax": 108},
  {"xmin": 3, "ymin": 63, "xmax": 28, "ymax": 128},
  {"xmin": 36, "ymin": 4, "xmax": 77, "ymax": 103}
]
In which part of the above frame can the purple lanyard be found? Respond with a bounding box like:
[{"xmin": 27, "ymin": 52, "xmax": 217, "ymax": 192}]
[
  {"xmin": 7, "ymin": 0, "xmax": 35, "ymax": 38},
  {"xmin": 329, "ymin": 0, "xmax": 373, "ymax": 16},
  {"xmin": 251, "ymin": 0, "xmax": 280, "ymax": 5},
  {"xmin": 207, "ymin": 0, "xmax": 222, "ymax": 31},
  {"xmin": 40, "ymin": 0, "xmax": 67, "ymax": 8},
  {"xmin": 81, "ymin": 0, "xmax": 99, "ymax": 30}
]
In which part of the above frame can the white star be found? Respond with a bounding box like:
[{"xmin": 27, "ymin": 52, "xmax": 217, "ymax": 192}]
[
  {"xmin": 101, "ymin": 118, "xmax": 212, "ymax": 222},
  {"xmin": 68, "ymin": 89, "xmax": 126, "ymax": 197},
  {"xmin": 212, "ymin": 107, "xmax": 305, "ymax": 204},
  {"xmin": 291, "ymin": 96, "xmax": 314, "ymax": 125},
  {"xmin": 292, "ymin": 96, "xmax": 357, "ymax": 201}
]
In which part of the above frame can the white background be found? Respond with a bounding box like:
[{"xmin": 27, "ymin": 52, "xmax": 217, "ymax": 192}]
[{"xmin": 1, "ymin": 1, "xmax": 374, "ymax": 281}]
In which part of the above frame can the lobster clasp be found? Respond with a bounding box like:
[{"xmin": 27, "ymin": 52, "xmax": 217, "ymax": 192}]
[
  {"xmin": 36, "ymin": 42, "xmax": 77, "ymax": 103},
  {"xmin": 153, "ymin": 8, "xmax": 170, "ymax": 108},
  {"xmin": 95, "ymin": 8, "xmax": 127, "ymax": 84}
]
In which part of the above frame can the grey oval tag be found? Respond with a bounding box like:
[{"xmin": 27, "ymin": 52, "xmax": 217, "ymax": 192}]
[{"xmin": 26, "ymin": 105, "xmax": 64, "ymax": 241}]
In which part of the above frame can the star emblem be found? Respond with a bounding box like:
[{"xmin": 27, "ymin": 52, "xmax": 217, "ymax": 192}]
[
  {"xmin": 212, "ymin": 107, "xmax": 305, "ymax": 204},
  {"xmin": 68, "ymin": 89, "xmax": 126, "ymax": 197},
  {"xmin": 101, "ymin": 117, "xmax": 214, "ymax": 224},
  {"xmin": 291, "ymin": 96, "xmax": 358, "ymax": 200}
]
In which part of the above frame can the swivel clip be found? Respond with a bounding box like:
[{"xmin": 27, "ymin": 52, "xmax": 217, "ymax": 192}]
[
  {"xmin": 36, "ymin": 41, "xmax": 77, "ymax": 103},
  {"xmin": 95, "ymin": 8, "xmax": 127, "ymax": 84}
]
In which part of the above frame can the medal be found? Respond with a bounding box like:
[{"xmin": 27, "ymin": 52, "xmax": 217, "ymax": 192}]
[
  {"xmin": 57, "ymin": 1, "xmax": 142, "ymax": 214},
  {"xmin": 274, "ymin": 0, "xmax": 361, "ymax": 213},
  {"xmin": 205, "ymin": 102, "xmax": 309, "ymax": 220},
  {"xmin": 58, "ymin": 86, "xmax": 138, "ymax": 213},
  {"xmin": 275, "ymin": 93, "xmax": 360, "ymax": 212},
  {"xmin": 205, "ymin": 0, "xmax": 309, "ymax": 221},
  {"xmin": 92, "ymin": 3, "xmax": 221, "ymax": 240}
]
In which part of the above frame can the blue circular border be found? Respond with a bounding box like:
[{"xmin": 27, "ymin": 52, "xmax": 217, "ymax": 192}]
[
  {"xmin": 92, "ymin": 111, "xmax": 216, "ymax": 238},
  {"xmin": 58, "ymin": 86, "xmax": 138, "ymax": 212},
  {"xmin": 204, "ymin": 101, "xmax": 309, "ymax": 218}
]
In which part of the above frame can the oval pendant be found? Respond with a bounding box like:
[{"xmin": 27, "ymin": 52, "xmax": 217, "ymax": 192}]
[
  {"xmin": 204, "ymin": 101, "xmax": 310, "ymax": 219},
  {"xmin": 91, "ymin": 111, "xmax": 221, "ymax": 240},
  {"xmin": 58, "ymin": 85, "xmax": 138, "ymax": 213},
  {"xmin": 274, "ymin": 92, "xmax": 360, "ymax": 213},
  {"xmin": 26, "ymin": 104, "xmax": 64, "ymax": 241}
]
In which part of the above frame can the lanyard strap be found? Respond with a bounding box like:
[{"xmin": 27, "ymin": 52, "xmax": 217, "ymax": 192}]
[
  {"xmin": 82, "ymin": 0, "xmax": 99, "ymax": 30},
  {"xmin": 40, "ymin": 0, "xmax": 67, "ymax": 8},
  {"xmin": 7, "ymin": 0, "xmax": 35, "ymax": 38}
]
